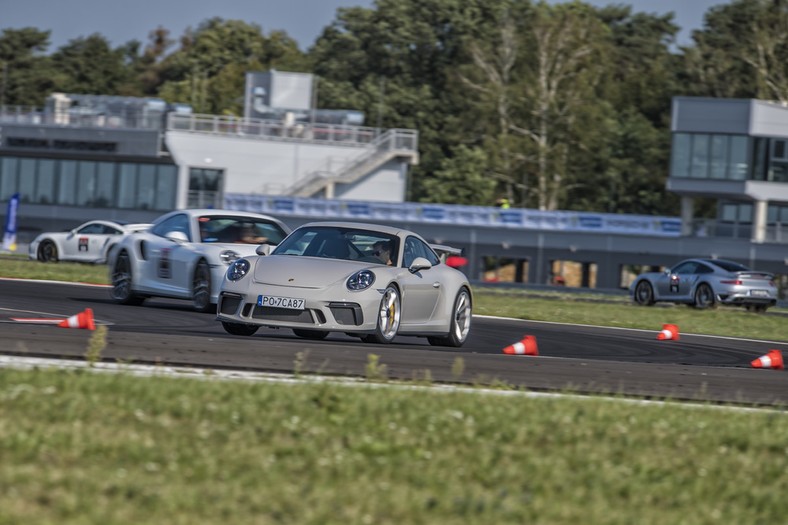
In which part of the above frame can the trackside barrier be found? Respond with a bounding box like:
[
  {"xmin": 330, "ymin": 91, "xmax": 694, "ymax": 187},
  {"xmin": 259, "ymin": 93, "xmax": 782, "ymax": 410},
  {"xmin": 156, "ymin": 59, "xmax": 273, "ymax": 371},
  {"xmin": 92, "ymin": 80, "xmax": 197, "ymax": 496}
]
[{"xmin": 224, "ymin": 194, "xmax": 682, "ymax": 237}]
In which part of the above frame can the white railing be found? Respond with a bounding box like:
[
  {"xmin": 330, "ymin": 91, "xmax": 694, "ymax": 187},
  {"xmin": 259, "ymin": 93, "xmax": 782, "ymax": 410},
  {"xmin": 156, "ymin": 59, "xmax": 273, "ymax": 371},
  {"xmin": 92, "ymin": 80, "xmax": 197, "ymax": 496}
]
[
  {"xmin": 285, "ymin": 129, "xmax": 419, "ymax": 197},
  {"xmin": 167, "ymin": 113, "xmax": 383, "ymax": 146}
]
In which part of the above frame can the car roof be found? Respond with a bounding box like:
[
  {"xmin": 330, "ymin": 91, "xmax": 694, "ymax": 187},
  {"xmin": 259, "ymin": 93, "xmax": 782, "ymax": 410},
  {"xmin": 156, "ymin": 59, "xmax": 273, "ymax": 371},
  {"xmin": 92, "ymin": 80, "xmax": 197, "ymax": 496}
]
[
  {"xmin": 298, "ymin": 221, "xmax": 415, "ymax": 237},
  {"xmin": 154, "ymin": 209, "xmax": 290, "ymax": 229}
]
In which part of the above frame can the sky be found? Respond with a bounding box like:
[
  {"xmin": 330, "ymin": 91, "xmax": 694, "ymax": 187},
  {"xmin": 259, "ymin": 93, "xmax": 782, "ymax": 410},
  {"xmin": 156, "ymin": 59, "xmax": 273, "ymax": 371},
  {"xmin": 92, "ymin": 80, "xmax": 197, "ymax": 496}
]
[{"xmin": 1, "ymin": 0, "xmax": 730, "ymax": 52}]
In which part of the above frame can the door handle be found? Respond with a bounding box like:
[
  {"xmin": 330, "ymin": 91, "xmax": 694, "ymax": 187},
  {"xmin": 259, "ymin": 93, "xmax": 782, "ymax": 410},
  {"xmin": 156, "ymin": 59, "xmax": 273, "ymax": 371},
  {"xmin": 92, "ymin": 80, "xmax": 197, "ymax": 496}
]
[{"xmin": 432, "ymin": 282, "xmax": 440, "ymax": 288}]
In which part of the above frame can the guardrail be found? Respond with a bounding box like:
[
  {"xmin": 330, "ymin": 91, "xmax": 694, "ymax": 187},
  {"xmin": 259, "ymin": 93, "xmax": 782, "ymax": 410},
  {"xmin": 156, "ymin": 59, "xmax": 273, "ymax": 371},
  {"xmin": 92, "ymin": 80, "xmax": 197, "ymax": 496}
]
[
  {"xmin": 224, "ymin": 194, "xmax": 683, "ymax": 236},
  {"xmin": 166, "ymin": 113, "xmax": 384, "ymax": 147}
]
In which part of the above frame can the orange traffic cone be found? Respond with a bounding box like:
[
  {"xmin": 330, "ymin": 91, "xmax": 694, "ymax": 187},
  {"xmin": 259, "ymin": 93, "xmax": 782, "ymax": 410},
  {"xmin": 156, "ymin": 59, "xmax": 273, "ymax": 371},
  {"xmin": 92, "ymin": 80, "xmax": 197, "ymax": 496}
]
[
  {"xmin": 656, "ymin": 324, "xmax": 680, "ymax": 341},
  {"xmin": 58, "ymin": 308, "xmax": 96, "ymax": 330},
  {"xmin": 751, "ymin": 350, "xmax": 784, "ymax": 370},
  {"xmin": 503, "ymin": 335, "xmax": 539, "ymax": 356}
]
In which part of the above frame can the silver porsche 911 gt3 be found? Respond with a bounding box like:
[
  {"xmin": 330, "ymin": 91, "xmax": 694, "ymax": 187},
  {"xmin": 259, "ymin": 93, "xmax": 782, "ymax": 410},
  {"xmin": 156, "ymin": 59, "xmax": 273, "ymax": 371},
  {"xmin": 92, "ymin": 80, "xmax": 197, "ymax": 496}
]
[
  {"xmin": 216, "ymin": 222, "xmax": 473, "ymax": 346},
  {"xmin": 630, "ymin": 258, "xmax": 778, "ymax": 312}
]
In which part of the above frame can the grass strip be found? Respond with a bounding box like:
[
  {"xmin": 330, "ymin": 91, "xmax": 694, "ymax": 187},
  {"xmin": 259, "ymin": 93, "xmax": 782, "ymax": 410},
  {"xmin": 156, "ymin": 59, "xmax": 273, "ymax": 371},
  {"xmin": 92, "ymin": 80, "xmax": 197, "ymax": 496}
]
[{"xmin": 0, "ymin": 368, "xmax": 786, "ymax": 524}]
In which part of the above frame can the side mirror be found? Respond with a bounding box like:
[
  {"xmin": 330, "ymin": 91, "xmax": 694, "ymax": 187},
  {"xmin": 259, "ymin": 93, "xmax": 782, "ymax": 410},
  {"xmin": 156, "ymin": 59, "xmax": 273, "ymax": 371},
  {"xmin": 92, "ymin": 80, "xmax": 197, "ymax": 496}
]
[
  {"xmin": 255, "ymin": 243, "xmax": 271, "ymax": 256},
  {"xmin": 409, "ymin": 257, "xmax": 432, "ymax": 273},
  {"xmin": 165, "ymin": 231, "xmax": 189, "ymax": 243}
]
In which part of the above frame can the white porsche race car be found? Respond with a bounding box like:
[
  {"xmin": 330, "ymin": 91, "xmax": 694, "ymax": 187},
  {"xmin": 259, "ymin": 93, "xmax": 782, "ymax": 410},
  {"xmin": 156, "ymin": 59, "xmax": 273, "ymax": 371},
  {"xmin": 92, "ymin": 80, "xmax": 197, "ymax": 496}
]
[
  {"xmin": 216, "ymin": 222, "xmax": 473, "ymax": 346},
  {"xmin": 107, "ymin": 209, "xmax": 291, "ymax": 312},
  {"xmin": 29, "ymin": 220, "xmax": 151, "ymax": 263}
]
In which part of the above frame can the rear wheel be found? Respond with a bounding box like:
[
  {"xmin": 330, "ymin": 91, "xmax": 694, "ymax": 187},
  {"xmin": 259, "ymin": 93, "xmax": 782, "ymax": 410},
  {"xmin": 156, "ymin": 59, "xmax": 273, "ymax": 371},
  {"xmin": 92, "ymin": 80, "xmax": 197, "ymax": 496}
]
[
  {"xmin": 192, "ymin": 260, "xmax": 213, "ymax": 313},
  {"xmin": 110, "ymin": 251, "xmax": 145, "ymax": 306},
  {"xmin": 38, "ymin": 240, "xmax": 58, "ymax": 262},
  {"xmin": 693, "ymin": 283, "xmax": 716, "ymax": 309},
  {"xmin": 222, "ymin": 322, "xmax": 259, "ymax": 336},
  {"xmin": 633, "ymin": 281, "xmax": 655, "ymax": 306},
  {"xmin": 293, "ymin": 329, "xmax": 329, "ymax": 340},
  {"xmin": 428, "ymin": 287, "xmax": 472, "ymax": 347},
  {"xmin": 363, "ymin": 285, "xmax": 401, "ymax": 344}
]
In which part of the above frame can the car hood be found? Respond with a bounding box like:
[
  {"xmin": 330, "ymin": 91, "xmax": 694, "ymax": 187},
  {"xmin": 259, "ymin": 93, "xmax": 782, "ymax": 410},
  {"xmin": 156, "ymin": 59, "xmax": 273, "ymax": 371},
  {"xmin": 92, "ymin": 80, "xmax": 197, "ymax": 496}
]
[{"xmin": 252, "ymin": 255, "xmax": 373, "ymax": 288}]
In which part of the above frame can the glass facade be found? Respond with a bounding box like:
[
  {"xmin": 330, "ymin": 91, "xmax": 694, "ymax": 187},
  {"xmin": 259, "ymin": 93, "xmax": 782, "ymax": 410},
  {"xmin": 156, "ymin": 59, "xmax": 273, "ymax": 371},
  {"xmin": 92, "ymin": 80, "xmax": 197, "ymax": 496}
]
[
  {"xmin": 671, "ymin": 133, "xmax": 750, "ymax": 180},
  {"xmin": 0, "ymin": 155, "xmax": 177, "ymax": 210}
]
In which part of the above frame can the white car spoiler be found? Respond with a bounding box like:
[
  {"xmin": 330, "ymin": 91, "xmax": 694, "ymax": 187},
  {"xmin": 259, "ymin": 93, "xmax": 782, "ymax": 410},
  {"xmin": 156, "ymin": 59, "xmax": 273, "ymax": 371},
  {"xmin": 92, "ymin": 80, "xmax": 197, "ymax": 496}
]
[{"xmin": 430, "ymin": 243, "xmax": 462, "ymax": 263}]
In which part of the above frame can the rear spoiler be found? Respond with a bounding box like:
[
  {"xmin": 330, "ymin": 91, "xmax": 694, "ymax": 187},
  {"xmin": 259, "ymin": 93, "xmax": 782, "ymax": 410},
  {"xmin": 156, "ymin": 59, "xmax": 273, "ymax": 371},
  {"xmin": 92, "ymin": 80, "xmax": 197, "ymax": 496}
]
[{"xmin": 429, "ymin": 243, "xmax": 462, "ymax": 259}]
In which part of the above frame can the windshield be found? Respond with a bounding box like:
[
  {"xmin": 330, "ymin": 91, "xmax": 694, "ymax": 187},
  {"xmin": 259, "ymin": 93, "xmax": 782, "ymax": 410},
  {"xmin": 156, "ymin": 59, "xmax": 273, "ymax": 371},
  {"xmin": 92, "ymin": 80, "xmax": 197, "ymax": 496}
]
[
  {"xmin": 198, "ymin": 216, "xmax": 288, "ymax": 245},
  {"xmin": 272, "ymin": 226, "xmax": 399, "ymax": 265}
]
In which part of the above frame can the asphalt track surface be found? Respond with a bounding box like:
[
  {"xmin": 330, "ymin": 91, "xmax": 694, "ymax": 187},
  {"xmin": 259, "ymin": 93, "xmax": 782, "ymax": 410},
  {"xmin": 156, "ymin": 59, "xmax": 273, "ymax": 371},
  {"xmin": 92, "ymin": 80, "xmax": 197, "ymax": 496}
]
[{"xmin": 1, "ymin": 279, "xmax": 786, "ymax": 407}]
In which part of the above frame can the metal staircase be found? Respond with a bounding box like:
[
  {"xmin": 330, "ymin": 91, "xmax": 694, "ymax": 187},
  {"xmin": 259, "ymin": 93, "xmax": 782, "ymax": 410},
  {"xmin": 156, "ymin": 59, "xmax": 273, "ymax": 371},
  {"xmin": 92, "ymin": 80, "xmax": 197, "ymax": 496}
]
[{"xmin": 287, "ymin": 129, "xmax": 419, "ymax": 198}]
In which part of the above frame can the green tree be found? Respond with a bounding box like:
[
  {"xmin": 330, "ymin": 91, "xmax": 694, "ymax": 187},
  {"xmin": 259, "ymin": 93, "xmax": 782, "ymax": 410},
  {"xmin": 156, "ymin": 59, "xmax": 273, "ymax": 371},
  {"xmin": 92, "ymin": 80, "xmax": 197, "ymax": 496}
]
[
  {"xmin": 0, "ymin": 27, "xmax": 54, "ymax": 106},
  {"xmin": 49, "ymin": 34, "xmax": 131, "ymax": 95},
  {"xmin": 156, "ymin": 18, "xmax": 307, "ymax": 114},
  {"xmin": 419, "ymin": 145, "xmax": 496, "ymax": 204},
  {"xmin": 683, "ymin": 0, "xmax": 788, "ymax": 101}
]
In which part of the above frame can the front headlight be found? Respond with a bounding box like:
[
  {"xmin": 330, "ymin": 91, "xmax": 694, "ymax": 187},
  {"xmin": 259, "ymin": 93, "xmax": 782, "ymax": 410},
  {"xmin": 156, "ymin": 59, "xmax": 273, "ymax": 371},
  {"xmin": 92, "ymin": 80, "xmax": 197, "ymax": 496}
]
[
  {"xmin": 227, "ymin": 259, "xmax": 251, "ymax": 281},
  {"xmin": 220, "ymin": 249, "xmax": 241, "ymax": 265},
  {"xmin": 347, "ymin": 269, "xmax": 375, "ymax": 291}
]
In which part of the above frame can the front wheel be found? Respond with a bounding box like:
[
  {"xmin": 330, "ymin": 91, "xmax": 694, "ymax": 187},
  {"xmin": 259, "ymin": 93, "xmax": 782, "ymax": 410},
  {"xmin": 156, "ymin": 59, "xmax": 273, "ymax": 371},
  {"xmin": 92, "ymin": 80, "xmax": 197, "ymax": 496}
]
[
  {"xmin": 110, "ymin": 251, "xmax": 145, "ymax": 306},
  {"xmin": 428, "ymin": 287, "xmax": 472, "ymax": 347},
  {"xmin": 192, "ymin": 260, "xmax": 213, "ymax": 313},
  {"xmin": 38, "ymin": 240, "xmax": 58, "ymax": 262},
  {"xmin": 363, "ymin": 285, "xmax": 401, "ymax": 344},
  {"xmin": 693, "ymin": 283, "xmax": 716, "ymax": 309},
  {"xmin": 633, "ymin": 281, "xmax": 655, "ymax": 306},
  {"xmin": 222, "ymin": 322, "xmax": 259, "ymax": 336}
]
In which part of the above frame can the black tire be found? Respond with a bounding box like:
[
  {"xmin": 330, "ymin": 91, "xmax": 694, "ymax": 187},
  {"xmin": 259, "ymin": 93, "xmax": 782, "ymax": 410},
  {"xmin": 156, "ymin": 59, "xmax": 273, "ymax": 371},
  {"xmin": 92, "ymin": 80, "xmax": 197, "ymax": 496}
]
[
  {"xmin": 363, "ymin": 284, "xmax": 401, "ymax": 344},
  {"xmin": 293, "ymin": 329, "xmax": 329, "ymax": 340},
  {"xmin": 693, "ymin": 283, "xmax": 716, "ymax": 309},
  {"xmin": 633, "ymin": 281, "xmax": 655, "ymax": 306},
  {"xmin": 110, "ymin": 251, "xmax": 145, "ymax": 306},
  {"xmin": 37, "ymin": 240, "xmax": 58, "ymax": 262},
  {"xmin": 192, "ymin": 260, "xmax": 213, "ymax": 313},
  {"xmin": 222, "ymin": 321, "xmax": 259, "ymax": 336},
  {"xmin": 428, "ymin": 287, "xmax": 472, "ymax": 347}
]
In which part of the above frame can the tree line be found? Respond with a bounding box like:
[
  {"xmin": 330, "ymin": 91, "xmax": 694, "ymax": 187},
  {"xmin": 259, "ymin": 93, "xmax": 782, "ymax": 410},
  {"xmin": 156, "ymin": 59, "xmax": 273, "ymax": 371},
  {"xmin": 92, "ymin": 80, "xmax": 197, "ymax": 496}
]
[{"xmin": 2, "ymin": 0, "xmax": 787, "ymax": 215}]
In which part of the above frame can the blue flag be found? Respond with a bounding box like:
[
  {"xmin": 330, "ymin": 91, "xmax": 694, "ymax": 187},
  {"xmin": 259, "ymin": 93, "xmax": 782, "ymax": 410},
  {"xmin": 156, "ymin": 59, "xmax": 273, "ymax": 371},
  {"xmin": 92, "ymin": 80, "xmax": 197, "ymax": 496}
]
[{"xmin": 2, "ymin": 192, "xmax": 20, "ymax": 252}]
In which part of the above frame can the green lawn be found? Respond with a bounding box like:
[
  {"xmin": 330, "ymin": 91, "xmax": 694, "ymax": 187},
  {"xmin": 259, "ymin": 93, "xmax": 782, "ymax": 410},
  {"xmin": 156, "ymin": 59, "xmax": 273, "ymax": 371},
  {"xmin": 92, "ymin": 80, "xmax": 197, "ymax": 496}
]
[{"xmin": 0, "ymin": 369, "xmax": 785, "ymax": 524}]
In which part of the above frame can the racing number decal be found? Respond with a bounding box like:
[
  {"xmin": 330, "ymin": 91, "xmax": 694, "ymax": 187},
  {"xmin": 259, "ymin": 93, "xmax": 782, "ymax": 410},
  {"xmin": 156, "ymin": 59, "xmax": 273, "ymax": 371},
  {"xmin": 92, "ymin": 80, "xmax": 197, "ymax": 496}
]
[
  {"xmin": 158, "ymin": 248, "xmax": 172, "ymax": 279},
  {"xmin": 78, "ymin": 237, "xmax": 89, "ymax": 252}
]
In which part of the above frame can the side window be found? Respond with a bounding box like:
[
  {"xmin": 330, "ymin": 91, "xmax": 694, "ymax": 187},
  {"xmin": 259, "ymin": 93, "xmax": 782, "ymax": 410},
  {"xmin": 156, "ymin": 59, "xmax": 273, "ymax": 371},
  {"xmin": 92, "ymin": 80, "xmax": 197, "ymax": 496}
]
[
  {"xmin": 695, "ymin": 264, "xmax": 713, "ymax": 274},
  {"xmin": 672, "ymin": 262, "xmax": 697, "ymax": 274},
  {"xmin": 151, "ymin": 214, "xmax": 191, "ymax": 241},
  {"xmin": 402, "ymin": 237, "xmax": 440, "ymax": 267},
  {"xmin": 77, "ymin": 223, "xmax": 104, "ymax": 234}
]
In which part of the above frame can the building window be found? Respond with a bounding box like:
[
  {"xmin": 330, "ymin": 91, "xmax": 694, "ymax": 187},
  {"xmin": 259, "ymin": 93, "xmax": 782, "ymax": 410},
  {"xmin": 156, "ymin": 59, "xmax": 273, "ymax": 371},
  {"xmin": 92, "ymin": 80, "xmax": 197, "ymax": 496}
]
[
  {"xmin": 670, "ymin": 133, "xmax": 691, "ymax": 178},
  {"xmin": 36, "ymin": 159, "xmax": 56, "ymax": 204},
  {"xmin": 76, "ymin": 161, "xmax": 97, "ymax": 206},
  {"xmin": 729, "ymin": 136, "xmax": 748, "ymax": 180},
  {"xmin": 137, "ymin": 164, "xmax": 156, "ymax": 209},
  {"xmin": 1, "ymin": 157, "xmax": 19, "ymax": 200},
  {"xmin": 95, "ymin": 162, "xmax": 115, "ymax": 207},
  {"xmin": 118, "ymin": 163, "xmax": 137, "ymax": 208},
  {"xmin": 689, "ymin": 134, "xmax": 710, "ymax": 178},
  {"xmin": 709, "ymin": 135, "xmax": 728, "ymax": 179},
  {"xmin": 58, "ymin": 161, "xmax": 78, "ymax": 205},
  {"xmin": 0, "ymin": 155, "xmax": 176, "ymax": 211},
  {"xmin": 18, "ymin": 158, "xmax": 36, "ymax": 203}
]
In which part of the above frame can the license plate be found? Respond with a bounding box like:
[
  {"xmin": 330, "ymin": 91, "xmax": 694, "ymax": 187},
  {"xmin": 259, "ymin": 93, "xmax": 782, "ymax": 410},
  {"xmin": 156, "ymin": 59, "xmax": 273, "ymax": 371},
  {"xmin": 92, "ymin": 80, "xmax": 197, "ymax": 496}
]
[
  {"xmin": 750, "ymin": 289, "xmax": 769, "ymax": 297},
  {"xmin": 257, "ymin": 295, "xmax": 305, "ymax": 310}
]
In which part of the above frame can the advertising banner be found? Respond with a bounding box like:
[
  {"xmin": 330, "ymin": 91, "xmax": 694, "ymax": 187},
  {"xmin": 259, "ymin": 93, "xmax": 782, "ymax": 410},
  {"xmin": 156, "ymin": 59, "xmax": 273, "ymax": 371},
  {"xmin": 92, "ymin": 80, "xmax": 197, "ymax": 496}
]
[{"xmin": 2, "ymin": 192, "xmax": 20, "ymax": 252}]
